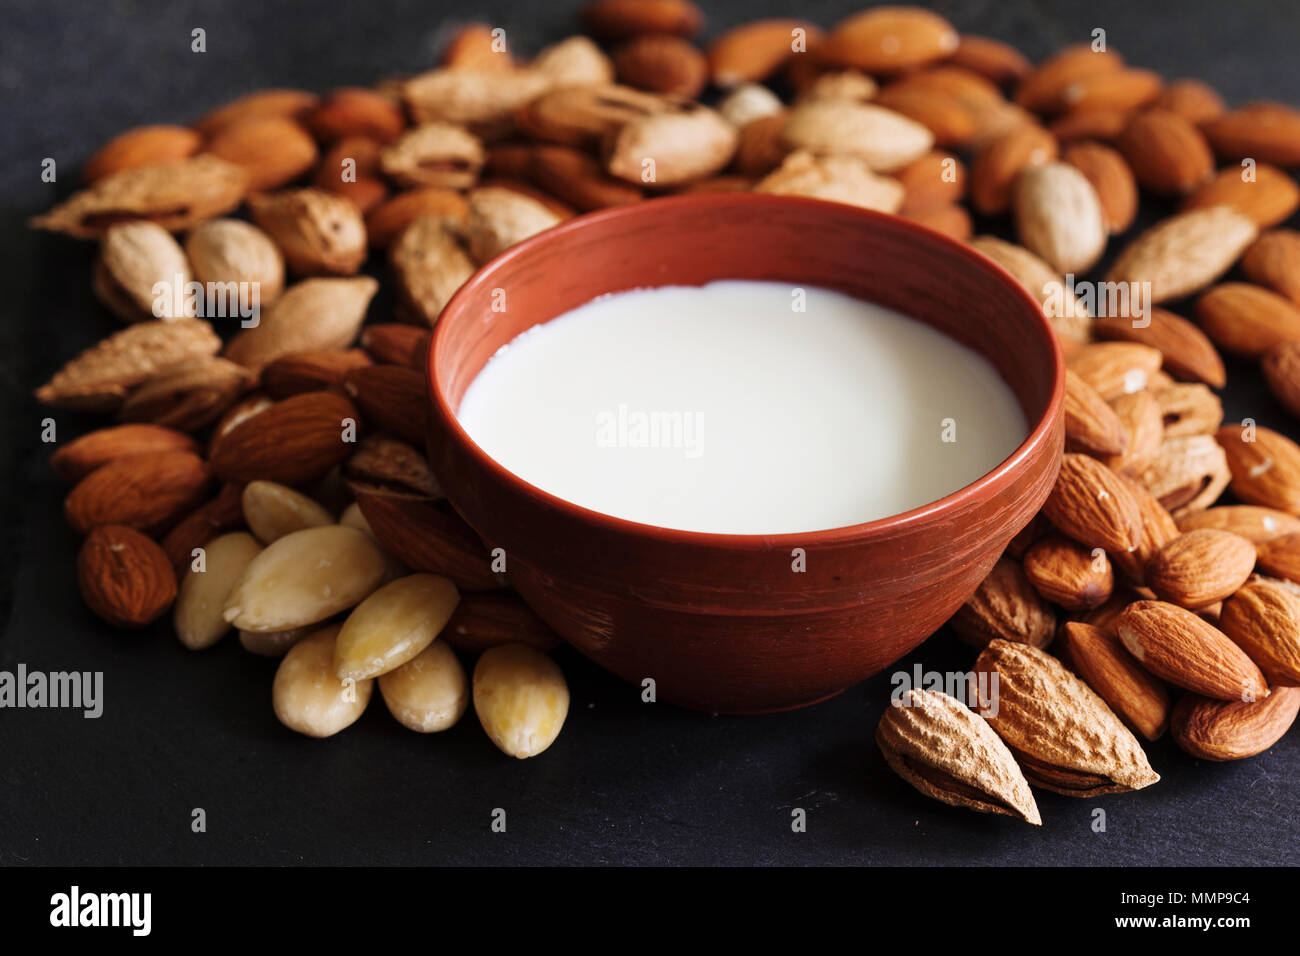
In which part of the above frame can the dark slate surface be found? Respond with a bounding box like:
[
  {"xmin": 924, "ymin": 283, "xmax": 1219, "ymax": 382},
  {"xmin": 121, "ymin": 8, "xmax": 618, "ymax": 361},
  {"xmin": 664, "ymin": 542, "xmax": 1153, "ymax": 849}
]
[{"xmin": 1, "ymin": 0, "xmax": 1297, "ymax": 866}]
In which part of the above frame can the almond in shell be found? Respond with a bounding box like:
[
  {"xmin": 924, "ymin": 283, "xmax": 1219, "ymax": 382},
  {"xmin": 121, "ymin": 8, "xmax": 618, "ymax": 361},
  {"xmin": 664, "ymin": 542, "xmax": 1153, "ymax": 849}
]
[{"xmin": 1105, "ymin": 206, "xmax": 1258, "ymax": 305}]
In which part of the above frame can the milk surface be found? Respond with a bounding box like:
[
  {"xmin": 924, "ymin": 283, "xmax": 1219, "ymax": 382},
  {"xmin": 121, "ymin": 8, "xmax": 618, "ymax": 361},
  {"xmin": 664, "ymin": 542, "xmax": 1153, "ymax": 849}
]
[{"xmin": 456, "ymin": 281, "xmax": 1027, "ymax": 534}]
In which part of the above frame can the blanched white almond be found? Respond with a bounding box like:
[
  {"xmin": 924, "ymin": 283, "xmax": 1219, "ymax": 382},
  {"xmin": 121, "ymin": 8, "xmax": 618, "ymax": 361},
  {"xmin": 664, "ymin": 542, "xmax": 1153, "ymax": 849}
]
[
  {"xmin": 239, "ymin": 624, "xmax": 314, "ymax": 657},
  {"xmin": 272, "ymin": 625, "xmax": 372, "ymax": 737},
  {"xmin": 338, "ymin": 502, "xmax": 409, "ymax": 583},
  {"xmin": 473, "ymin": 643, "xmax": 569, "ymax": 758},
  {"xmin": 333, "ymin": 573, "xmax": 459, "ymax": 680},
  {"xmin": 379, "ymin": 640, "xmax": 468, "ymax": 732},
  {"xmin": 174, "ymin": 532, "xmax": 263, "ymax": 650},
  {"xmin": 242, "ymin": 479, "xmax": 333, "ymax": 544},
  {"xmin": 223, "ymin": 525, "xmax": 387, "ymax": 632}
]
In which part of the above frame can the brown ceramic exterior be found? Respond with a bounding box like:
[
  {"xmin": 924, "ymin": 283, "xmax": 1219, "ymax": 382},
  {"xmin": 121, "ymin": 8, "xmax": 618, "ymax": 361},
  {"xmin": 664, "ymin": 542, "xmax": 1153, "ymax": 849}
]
[{"xmin": 427, "ymin": 194, "xmax": 1064, "ymax": 713}]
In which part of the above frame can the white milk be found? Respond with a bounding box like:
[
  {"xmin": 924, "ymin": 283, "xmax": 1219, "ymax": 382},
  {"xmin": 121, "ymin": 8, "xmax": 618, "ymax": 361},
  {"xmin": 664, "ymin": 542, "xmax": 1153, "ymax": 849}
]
[{"xmin": 456, "ymin": 281, "xmax": 1028, "ymax": 535}]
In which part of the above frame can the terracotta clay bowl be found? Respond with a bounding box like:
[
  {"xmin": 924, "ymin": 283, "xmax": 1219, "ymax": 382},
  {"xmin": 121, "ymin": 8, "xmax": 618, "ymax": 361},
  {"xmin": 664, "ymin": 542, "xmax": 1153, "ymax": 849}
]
[{"xmin": 427, "ymin": 194, "xmax": 1064, "ymax": 714}]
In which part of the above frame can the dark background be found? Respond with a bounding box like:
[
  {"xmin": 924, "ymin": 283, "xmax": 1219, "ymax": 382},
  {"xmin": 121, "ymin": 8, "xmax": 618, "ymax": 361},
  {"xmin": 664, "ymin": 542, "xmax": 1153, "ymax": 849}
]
[{"xmin": 2, "ymin": 0, "xmax": 1298, "ymax": 866}]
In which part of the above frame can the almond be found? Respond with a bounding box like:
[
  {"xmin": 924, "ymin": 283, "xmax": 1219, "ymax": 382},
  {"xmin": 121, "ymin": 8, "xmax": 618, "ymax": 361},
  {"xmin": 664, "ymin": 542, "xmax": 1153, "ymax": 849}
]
[
  {"xmin": 209, "ymin": 391, "xmax": 359, "ymax": 486},
  {"xmin": 706, "ymin": 19, "xmax": 819, "ymax": 87},
  {"xmin": 1240, "ymin": 230, "xmax": 1300, "ymax": 305},
  {"xmin": 895, "ymin": 150, "xmax": 966, "ymax": 214},
  {"xmin": 949, "ymin": 35, "xmax": 1031, "ymax": 86},
  {"xmin": 966, "ymin": 236, "xmax": 1091, "ymax": 343},
  {"xmin": 1062, "ymin": 68, "xmax": 1162, "ymax": 114},
  {"xmin": 607, "ymin": 103, "xmax": 740, "ymax": 186},
  {"xmin": 193, "ymin": 89, "xmax": 318, "ymax": 137},
  {"xmin": 970, "ymin": 123, "xmax": 1057, "ymax": 215},
  {"xmin": 360, "ymin": 324, "xmax": 430, "ymax": 369},
  {"xmin": 272, "ymin": 625, "xmax": 373, "ymax": 737},
  {"xmin": 442, "ymin": 591, "xmax": 560, "ymax": 654},
  {"xmin": 1178, "ymin": 505, "xmax": 1300, "ymax": 544},
  {"xmin": 365, "ymin": 187, "xmax": 471, "ymax": 250},
  {"xmin": 613, "ymin": 34, "xmax": 707, "ymax": 98},
  {"xmin": 1170, "ymin": 686, "xmax": 1300, "ymax": 760},
  {"xmin": 241, "ymin": 480, "xmax": 333, "ymax": 544},
  {"xmin": 1013, "ymin": 161, "xmax": 1107, "ymax": 274},
  {"xmin": 1104, "ymin": 390, "xmax": 1164, "ymax": 479},
  {"xmin": 872, "ymin": 86, "xmax": 977, "ymax": 149},
  {"xmin": 223, "ymin": 277, "xmax": 378, "ymax": 372},
  {"xmin": 1092, "ymin": 307, "xmax": 1224, "ymax": 388},
  {"xmin": 204, "ymin": 116, "xmax": 319, "ymax": 192},
  {"xmin": 1023, "ymin": 534, "xmax": 1113, "ymax": 610},
  {"xmin": 1257, "ymin": 533, "xmax": 1300, "ymax": 583},
  {"xmin": 1117, "ymin": 600, "xmax": 1270, "ymax": 701},
  {"xmin": 117, "ymin": 356, "xmax": 254, "ymax": 431},
  {"xmin": 1141, "ymin": 434, "xmax": 1231, "ymax": 516},
  {"xmin": 30, "ymin": 155, "xmax": 248, "ymax": 239},
  {"xmin": 1264, "ymin": 342, "xmax": 1300, "ymax": 419},
  {"xmin": 65, "ymin": 449, "xmax": 210, "ymax": 536},
  {"xmin": 516, "ymin": 83, "xmax": 669, "ymax": 148},
  {"xmin": 161, "ymin": 483, "xmax": 247, "ymax": 573},
  {"xmin": 341, "ymin": 364, "xmax": 427, "ymax": 447},
  {"xmin": 50, "ymin": 424, "xmax": 198, "ymax": 484},
  {"xmin": 260, "ymin": 348, "xmax": 372, "ymax": 399},
  {"xmin": 354, "ymin": 489, "xmax": 505, "ymax": 592},
  {"xmin": 531, "ymin": 145, "xmax": 643, "ymax": 211},
  {"xmin": 1105, "ymin": 206, "xmax": 1258, "ymax": 304},
  {"xmin": 1067, "ymin": 342, "xmax": 1162, "ymax": 400},
  {"xmin": 1152, "ymin": 79, "xmax": 1225, "ymax": 125},
  {"xmin": 1015, "ymin": 45, "xmax": 1124, "ymax": 115},
  {"xmin": 1111, "ymin": 476, "xmax": 1181, "ymax": 584},
  {"xmin": 754, "ymin": 150, "xmax": 904, "ymax": 214},
  {"xmin": 305, "ymin": 87, "xmax": 406, "ymax": 144},
  {"xmin": 1063, "ymin": 369, "xmax": 1126, "ymax": 456},
  {"xmin": 247, "ymin": 189, "xmax": 367, "ymax": 277},
  {"xmin": 972, "ymin": 639, "xmax": 1159, "ymax": 795},
  {"xmin": 1145, "ymin": 529, "xmax": 1256, "ymax": 608},
  {"xmin": 313, "ymin": 136, "xmax": 388, "ymax": 214},
  {"xmin": 402, "ymin": 68, "xmax": 551, "ymax": 134},
  {"xmin": 344, "ymin": 435, "xmax": 440, "ymax": 499},
  {"xmin": 225, "ymin": 525, "xmax": 387, "ymax": 632},
  {"xmin": 462, "ymin": 186, "xmax": 564, "ymax": 262},
  {"xmin": 899, "ymin": 202, "xmax": 973, "ymax": 241},
  {"xmin": 1200, "ymin": 101, "xmax": 1300, "ymax": 167},
  {"xmin": 1196, "ymin": 283, "xmax": 1300, "ymax": 358},
  {"xmin": 174, "ymin": 531, "xmax": 263, "ymax": 649},
  {"xmin": 795, "ymin": 70, "xmax": 879, "ymax": 104},
  {"xmin": 580, "ymin": 0, "xmax": 704, "ymax": 40},
  {"xmin": 732, "ymin": 112, "xmax": 793, "ymax": 177},
  {"xmin": 377, "ymin": 641, "xmax": 468, "ymax": 733},
  {"xmin": 184, "ymin": 218, "xmax": 285, "ymax": 308},
  {"xmin": 333, "ymin": 573, "xmax": 460, "ymax": 681},
  {"xmin": 1056, "ymin": 621, "xmax": 1171, "ymax": 740},
  {"xmin": 1049, "ymin": 107, "xmax": 1130, "ymax": 145},
  {"xmin": 1060, "ymin": 140, "xmax": 1137, "ymax": 234},
  {"xmin": 532, "ymin": 35, "xmax": 616, "ymax": 87},
  {"xmin": 389, "ymin": 215, "xmax": 476, "ymax": 325},
  {"xmin": 473, "ymin": 643, "xmax": 569, "ymax": 759},
  {"xmin": 1218, "ymin": 578, "xmax": 1300, "ymax": 686},
  {"xmin": 819, "ymin": 7, "xmax": 958, "ymax": 74},
  {"xmin": 1216, "ymin": 423, "xmax": 1300, "ymax": 513},
  {"xmin": 378, "ymin": 122, "xmax": 485, "ymax": 191},
  {"xmin": 441, "ymin": 23, "xmax": 514, "ymax": 72},
  {"xmin": 716, "ymin": 83, "xmax": 785, "ymax": 127},
  {"xmin": 83, "ymin": 125, "xmax": 203, "ymax": 183},
  {"xmin": 1183, "ymin": 163, "xmax": 1300, "ymax": 228},
  {"xmin": 1116, "ymin": 108, "xmax": 1213, "ymax": 195},
  {"xmin": 779, "ymin": 99, "xmax": 933, "ymax": 172},
  {"xmin": 78, "ymin": 525, "xmax": 177, "ymax": 628},
  {"xmin": 875, "ymin": 688, "xmax": 1041, "ymax": 825},
  {"xmin": 1043, "ymin": 452, "xmax": 1144, "ymax": 555},
  {"xmin": 949, "ymin": 555, "xmax": 1055, "ymax": 649}
]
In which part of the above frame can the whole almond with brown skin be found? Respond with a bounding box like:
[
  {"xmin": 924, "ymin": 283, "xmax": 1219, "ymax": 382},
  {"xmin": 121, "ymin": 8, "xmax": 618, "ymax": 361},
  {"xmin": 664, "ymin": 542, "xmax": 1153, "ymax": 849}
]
[
  {"xmin": 1216, "ymin": 423, "xmax": 1300, "ymax": 513},
  {"xmin": 344, "ymin": 435, "xmax": 440, "ymax": 499},
  {"xmin": 83, "ymin": 125, "xmax": 202, "ymax": 183},
  {"xmin": 1092, "ymin": 307, "xmax": 1224, "ymax": 388},
  {"xmin": 581, "ymin": 0, "xmax": 703, "ymax": 39},
  {"xmin": 1257, "ymin": 533, "xmax": 1300, "ymax": 583},
  {"xmin": 1117, "ymin": 600, "xmax": 1270, "ymax": 701},
  {"xmin": 65, "ymin": 449, "xmax": 210, "ymax": 536},
  {"xmin": 365, "ymin": 187, "xmax": 470, "ymax": 250},
  {"xmin": 1023, "ymin": 534, "xmax": 1113, "ymax": 610},
  {"xmin": 1152, "ymin": 78, "xmax": 1225, "ymax": 124},
  {"xmin": 895, "ymin": 150, "xmax": 966, "ymax": 214},
  {"xmin": 441, "ymin": 23, "xmax": 514, "ymax": 71},
  {"xmin": 1263, "ymin": 342, "xmax": 1300, "ymax": 419},
  {"xmin": 30, "ymin": 155, "xmax": 248, "ymax": 239},
  {"xmin": 248, "ymin": 189, "xmax": 367, "ymax": 277},
  {"xmin": 194, "ymin": 89, "xmax": 318, "ymax": 137},
  {"xmin": 970, "ymin": 124, "xmax": 1057, "ymax": 215},
  {"xmin": 1067, "ymin": 342, "xmax": 1162, "ymax": 400},
  {"xmin": 1104, "ymin": 390, "xmax": 1163, "ymax": 479},
  {"xmin": 1043, "ymin": 452, "xmax": 1144, "ymax": 555},
  {"xmin": 1183, "ymin": 163, "xmax": 1300, "ymax": 228},
  {"xmin": 209, "ymin": 392, "xmax": 359, "ymax": 487},
  {"xmin": 1112, "ymin": 476, "xmax": 1181, "ymax": 584},
  {"xmin": 1141, "ymin": 434, "xmax": 1231, "ymax": 516},
  {"xmin": 1116, "ymin": 109, "xmax": 1213, "ymax": 196},
  {"xmin": 732, "ymin": 112, "xmax": 792, "ymax": 177},
  {"xmin": 614, "ymin": 35, "xmax": 707, "ymax": 98},
  {"xmin": 50, "ymin": 424, "xmax": 197, "ymax": 485},
  {"xmin": 1060, "ymin": 140, "xmax": 1137, "ymax": 234},
  {"xmin": 531, "ymin": 145, "xmax": 643, "ymax": 211},
  {"xmin": 1013, "ymin": 161, "xmax": 1107, "ymax": 274},
  {"xmin": 1196, "ymin": 283, "xmax": 1300, "ymax": 358},
  {"xmin": 224, "ymin": 277, "xmax": 378, "ymax": 373},
  {"xmin": 1218, "ymin": 579, "xmax": 1300, "ymax": 686},
  {"xmin": 442, "ymin": 591, "xmax": 560, "ymax": 655},
  {"xmin": 950, "ymin": 35, "xmax": 1031, "ymax": 86},
  {"xmin": 1200, "ymin": 101, "xmax": 1300, "ymax": 167},
  {"xmin": 261, "ymin": 349, "xmax": 372, "ymax": 399},
  {"xmin": 1061, "ymin": 68, "xmax": 1162, "ymax": 114},
  {"xmin": 819, "ymin": 7, "xmax": 958, "ymax": 74},
  {"xmin": 707, "ymin": 19, "xmax": 820, "ymax": 87},
  {"xmin": 972, "ymin": 639, "xmax": 1159, "ymax": 796},
  {"xmin": 1057, "ymin": 622, "xmax": 1170, "ymax": 740},
  {"xmin": 899, "ymin": 203, "xmax": 973, "ymax": 241},
  {"xmin": 1015, "ymin": 45, "xmax": 1124, "ymax": 115},
  {"xmin": 305, "ymin": 87, "xmax": 405, "ymax": 144},
  {"xmin": 1049, "ymin": 107, "xmax": 1129, "ymax": 145},
  {"xmin": 1144, "ymin": 529, "xmax": 1256, "ymax": 608},
  {"xmin": 967, "ymin": 236, "xmax": 1090, "ymax": 343},
  {"xmin": 949, "ymin": 555, "xmax": 1055, "ymax": 649},
  {"xmin": 1106, "ymin": 206, "xmax": 1258, "ymax": 305},
  {"xmin": 1178, "ymin": 505, "xmax": 1300, "ymax": 544},
  {"xmin": 185, "ymin": 218, "xmax": 285, "ymax": 308},
  {"xmin": 1063, "ymin": 369, "xmax": 1126, "ymax": 456},
  {"xmin": 36, "ymin": 318, "xmax": 220, "ymax": 413},
  {"xmin": 872, "ymin": 86, "xmax": 977, "ymax": 149},
  {"xmin": 875, "ymin": 688, "xmax": 1041, "ymax": 825},
  {"xmin": 205, "ymin": 116, "xmax": 319, "ymax": 192},
  {"xmin": 161, "ymin": 483, "xmax": 246, "ymax": 574},
  {"xmin": 355, "ymin": 490, "xmax": 504, "ymax": 591},
  {"xmin": 516, "ymin": 84, "xmax": 669, "ymax": 149},
  {"xmin": 313, "ymin": 136, "xmax": 388, "ymax": 214},
  {"xmin": 78, "ymin": 525, "xmax": 177, "ymax": 628},
  {"xmin": 341, "ymin": 365, "xmax": 427, "ymax": 448},
  {"xmin": 360, "ymin": 324, "xmax": 429, "ymax": 369},
  {"xmin": 1171, "ymin": 686, "xmax": 1300, "ymax": 760},
  {"xmin": 1240, "ymin": 230, "xmax": 1300, "ymax": 306},
  {"xmin": 117, "ymin": 357, "xmax": 254, "ymax": 431}
]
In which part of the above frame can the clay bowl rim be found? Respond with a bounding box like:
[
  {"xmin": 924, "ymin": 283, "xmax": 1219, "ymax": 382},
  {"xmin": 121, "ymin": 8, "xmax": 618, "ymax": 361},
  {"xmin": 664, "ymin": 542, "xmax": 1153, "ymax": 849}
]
[{"xmin": 428, "ymin": 193, "xmax": 1065, "ymax": 551}]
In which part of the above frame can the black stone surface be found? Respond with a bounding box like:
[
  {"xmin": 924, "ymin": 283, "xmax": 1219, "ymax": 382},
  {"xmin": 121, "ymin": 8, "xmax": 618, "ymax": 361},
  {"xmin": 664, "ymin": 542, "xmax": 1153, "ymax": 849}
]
[{"xmin": 1, "ymin": 0, "xmax": 1297, "ymax": 866}]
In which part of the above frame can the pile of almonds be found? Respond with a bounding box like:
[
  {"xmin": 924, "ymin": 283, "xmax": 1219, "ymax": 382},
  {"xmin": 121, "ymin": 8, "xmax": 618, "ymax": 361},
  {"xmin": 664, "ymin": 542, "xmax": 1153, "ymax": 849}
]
[{"xmin": 28, "ymin": 3, "xmax": 1300, "ymax": 792}]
